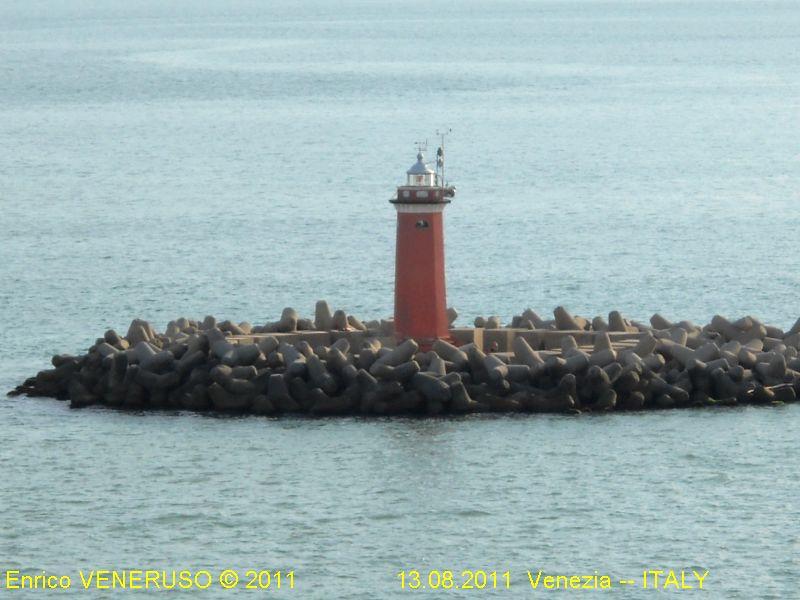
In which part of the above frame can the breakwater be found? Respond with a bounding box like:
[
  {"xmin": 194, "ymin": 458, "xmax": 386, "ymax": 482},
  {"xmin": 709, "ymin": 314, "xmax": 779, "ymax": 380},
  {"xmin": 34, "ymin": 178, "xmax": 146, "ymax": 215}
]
[{"xmin": 9, "ymin": 302, "xmax": 800, "ymax": 415}]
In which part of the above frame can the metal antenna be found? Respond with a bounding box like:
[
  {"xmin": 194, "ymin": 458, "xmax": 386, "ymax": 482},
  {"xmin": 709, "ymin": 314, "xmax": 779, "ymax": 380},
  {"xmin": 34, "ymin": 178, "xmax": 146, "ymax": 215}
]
[
  {"xmin": 435, "ymin": 128, "xmax": 451, "ymax": 188},
  {"xmin": 414, "ymin": 140, "xmax": 428, "ymax": 154}
]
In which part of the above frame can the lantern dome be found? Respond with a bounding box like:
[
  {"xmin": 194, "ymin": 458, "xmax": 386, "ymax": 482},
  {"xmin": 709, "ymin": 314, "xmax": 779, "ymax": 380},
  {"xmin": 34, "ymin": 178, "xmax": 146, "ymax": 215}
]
[{"xmin": 406, "ymin": 152, "xmax": 435, "ymax": 186}]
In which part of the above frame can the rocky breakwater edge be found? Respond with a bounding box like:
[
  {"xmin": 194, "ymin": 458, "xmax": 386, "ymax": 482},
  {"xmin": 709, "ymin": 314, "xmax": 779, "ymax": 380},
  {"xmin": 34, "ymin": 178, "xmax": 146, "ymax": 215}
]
[{"xmin": 9, "ymin": 302, "xmax": 800, "ymax": 416}]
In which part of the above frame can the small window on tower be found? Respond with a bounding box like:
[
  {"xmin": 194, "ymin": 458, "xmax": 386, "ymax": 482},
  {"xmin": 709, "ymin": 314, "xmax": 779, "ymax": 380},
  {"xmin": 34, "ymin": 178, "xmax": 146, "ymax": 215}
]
[{"xmin": 415, "ymin": 220, "xmax": 429, "ymax": 229}]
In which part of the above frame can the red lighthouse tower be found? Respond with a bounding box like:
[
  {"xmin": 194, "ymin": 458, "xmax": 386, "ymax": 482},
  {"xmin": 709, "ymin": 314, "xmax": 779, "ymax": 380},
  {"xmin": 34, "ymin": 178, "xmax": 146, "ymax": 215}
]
[{"xmin": 391, "ymin": 146, "xmax": 456, "ymax": 345}]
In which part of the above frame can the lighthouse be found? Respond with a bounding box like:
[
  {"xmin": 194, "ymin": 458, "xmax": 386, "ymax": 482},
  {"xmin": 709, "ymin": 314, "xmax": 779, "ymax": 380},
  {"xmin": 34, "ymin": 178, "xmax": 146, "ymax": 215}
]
[{"xmin": 391, "ymin": 146, "xmax": 456, "ymax": 345}]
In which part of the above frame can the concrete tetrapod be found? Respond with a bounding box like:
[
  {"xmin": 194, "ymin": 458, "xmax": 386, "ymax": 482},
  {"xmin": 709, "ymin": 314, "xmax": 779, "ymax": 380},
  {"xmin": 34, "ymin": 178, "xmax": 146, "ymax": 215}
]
[{"xmin": 11, "ymin": 308, "xmax": 800, "ymax": 417}]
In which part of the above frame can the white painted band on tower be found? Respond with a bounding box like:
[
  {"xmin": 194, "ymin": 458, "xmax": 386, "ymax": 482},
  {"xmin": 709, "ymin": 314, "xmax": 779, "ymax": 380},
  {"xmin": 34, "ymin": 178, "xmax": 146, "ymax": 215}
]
[{"xmin": 393, "ymin": 203, "xmax": 447, "ymax": 214}]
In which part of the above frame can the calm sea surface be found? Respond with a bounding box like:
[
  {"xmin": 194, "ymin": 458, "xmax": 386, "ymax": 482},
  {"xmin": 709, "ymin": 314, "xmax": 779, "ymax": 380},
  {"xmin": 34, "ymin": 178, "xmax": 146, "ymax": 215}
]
[{"xmin": 1, "ymin": 1, "xmax": 799, "ymax": 597}]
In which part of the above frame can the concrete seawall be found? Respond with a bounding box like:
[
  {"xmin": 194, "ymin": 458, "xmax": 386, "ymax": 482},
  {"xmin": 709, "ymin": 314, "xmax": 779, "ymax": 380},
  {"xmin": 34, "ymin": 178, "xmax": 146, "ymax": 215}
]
[{"xmin": 9, "ymin": 303, "xmax": 800, "ymax": 415}]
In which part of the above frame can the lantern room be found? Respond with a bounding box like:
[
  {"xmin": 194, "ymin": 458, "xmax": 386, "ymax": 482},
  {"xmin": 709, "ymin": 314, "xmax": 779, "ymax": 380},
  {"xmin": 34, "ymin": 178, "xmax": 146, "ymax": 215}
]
[{"xmin": 406, "ymin": 152, "xmax": 436, "ymax": 186}]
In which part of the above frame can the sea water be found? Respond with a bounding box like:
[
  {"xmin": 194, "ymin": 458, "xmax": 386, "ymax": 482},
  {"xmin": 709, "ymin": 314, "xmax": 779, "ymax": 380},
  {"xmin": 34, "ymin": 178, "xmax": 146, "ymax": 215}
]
[{"xmin": 1, "ymin": 1, "xmax": 799, "ymax": 597}]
